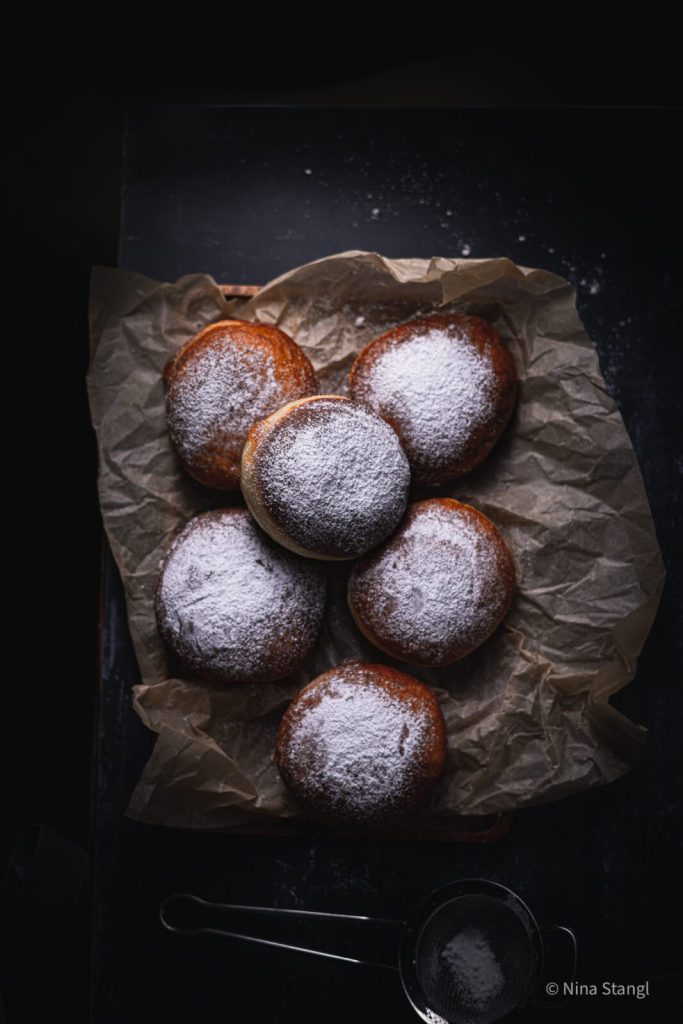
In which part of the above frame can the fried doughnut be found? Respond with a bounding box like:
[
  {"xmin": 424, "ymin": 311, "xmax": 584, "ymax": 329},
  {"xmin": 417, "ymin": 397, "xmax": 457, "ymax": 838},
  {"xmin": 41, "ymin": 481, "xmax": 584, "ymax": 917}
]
[
  {"xmin": 241, "ymin": 395, "xmax": 411, "ymax": 560},
  {"xmin": 154, "ymin": 508, "xmax": 326, "ymax": 683},
  {"xmin": 348, "ymin": 498, "xmax": 515, "ymax": 667},
  {"xmin": 164, "ymin": 319, "xmax": 317, "ymax": 490},
  {"xmin": 275, "ymin": 661, "xmax": 447, "ymax": 827},
  {"xmin": 348, "ymin": 313, "xmax": 517, "ymax": 485}
]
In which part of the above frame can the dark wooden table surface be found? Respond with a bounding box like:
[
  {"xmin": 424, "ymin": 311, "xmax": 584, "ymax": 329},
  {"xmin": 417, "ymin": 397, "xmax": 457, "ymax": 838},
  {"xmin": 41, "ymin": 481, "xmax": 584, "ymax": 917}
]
[{"xmin": 91, "ymin": 106, "xmax": 681, "ymax": 1023}]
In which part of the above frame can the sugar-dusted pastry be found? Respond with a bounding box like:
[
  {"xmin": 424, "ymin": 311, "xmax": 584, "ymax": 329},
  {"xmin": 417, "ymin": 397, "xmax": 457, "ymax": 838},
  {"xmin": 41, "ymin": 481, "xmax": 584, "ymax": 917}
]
[
  {"xmin": 348, "ymin": 498, "xmax": 515, "ymax": 667},
  {"xmin": 155, "ymin": 509, "xmax": 326, "ymax": 683},
  {"xmin": 349, "ymin": 314, "xmax": 517, "ymax": 485},
  {"xmin": 241, "ymin": 395, "xmax": 411, "ymax": 560},
  {"xmin": 275, "ymin": 661, "xmax": 447, "ymax": 828},
  {"xmin": 164, "ymin": 319, "xmax": 318, "ymax": 490}
]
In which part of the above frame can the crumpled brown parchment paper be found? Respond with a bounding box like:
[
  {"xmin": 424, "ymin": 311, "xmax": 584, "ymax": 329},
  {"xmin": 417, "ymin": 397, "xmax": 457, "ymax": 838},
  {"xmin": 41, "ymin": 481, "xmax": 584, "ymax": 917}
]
[{"xmin": 86, "ymin": 251, "xmax": 665, "ymax": 828}]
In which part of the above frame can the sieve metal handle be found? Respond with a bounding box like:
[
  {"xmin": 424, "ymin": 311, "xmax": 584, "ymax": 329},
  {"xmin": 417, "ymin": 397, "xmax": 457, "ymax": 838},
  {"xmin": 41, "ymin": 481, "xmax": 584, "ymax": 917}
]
[
  {"xmin": 534, "ymin": 923, "xmax": 578, "ymax": 1008},
  {"xmin": 159, "ymin": 892, "xmax": 401, "ymax": 969}
]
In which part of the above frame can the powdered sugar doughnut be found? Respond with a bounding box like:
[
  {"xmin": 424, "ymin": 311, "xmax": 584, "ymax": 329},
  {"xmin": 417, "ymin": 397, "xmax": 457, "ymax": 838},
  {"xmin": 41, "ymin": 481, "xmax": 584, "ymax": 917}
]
[
  {"xmin": 348, "ymin": 314, "xmax": 517, "ymax": 485},
  {"xmin": 164, "ymin": 319, "xmax": 318, "ymax": 491},
  {"xmin": 348, "ymin": 498, "xmax": 515, "ymax": 667},
  {"xmin": 275, "ymin": 661, "xmax": 447, "ymax": 827},
  {"xmin": 154, "ymin": 509, "xmax": 326, "ymax": 683},
  {"xmin": 241, "ymin": 395, "xmax": 411, "ymax": 560}
]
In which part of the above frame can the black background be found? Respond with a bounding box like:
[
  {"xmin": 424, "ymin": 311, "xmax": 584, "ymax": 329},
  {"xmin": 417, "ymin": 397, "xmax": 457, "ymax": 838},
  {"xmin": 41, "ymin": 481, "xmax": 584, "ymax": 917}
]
[{"xmin": 4, "ymin": 13, "xmax": 682, "ymax": 1024}]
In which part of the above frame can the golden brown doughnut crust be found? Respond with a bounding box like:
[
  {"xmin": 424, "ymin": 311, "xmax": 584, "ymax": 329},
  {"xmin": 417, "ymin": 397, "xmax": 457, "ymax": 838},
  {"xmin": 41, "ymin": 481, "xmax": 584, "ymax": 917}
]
[
  {"xmin": 348, "ymin": 313, "xmax": 517, "ymax": 485},
  {"xmin": 348, "ymin": 498, "xmax": 516, "ymax": 667},
  {"xmin": 275, "ymin": 660, "xmax": 447, "ymax": 828},
  {"xmin": 164, "ymin": 319, "xmax": 318, "ymax": 491}
]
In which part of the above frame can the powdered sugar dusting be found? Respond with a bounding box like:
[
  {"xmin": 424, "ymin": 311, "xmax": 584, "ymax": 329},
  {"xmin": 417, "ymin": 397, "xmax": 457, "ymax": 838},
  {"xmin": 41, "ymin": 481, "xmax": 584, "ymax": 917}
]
[
  {"xmin": 356, "ymin": 326, "xmax": 498, "ymax": 474},
  {"xmin": 155, "ymin": 510, "xmax": 326, "ymax": 683},
  {"xmin": 440, "ymin": 928, "xmax": 506, "ymax": 1014},
  {"xmin": 257, "ymin": 398, "xmax": 410, "ymax": 557},
  {"xmin": 279, "ymin": 663, "xmax": 435, "ymax": 822},
  {"xmin": 349, "ymin": 502, "xmax": 512, "ymax": 665}
]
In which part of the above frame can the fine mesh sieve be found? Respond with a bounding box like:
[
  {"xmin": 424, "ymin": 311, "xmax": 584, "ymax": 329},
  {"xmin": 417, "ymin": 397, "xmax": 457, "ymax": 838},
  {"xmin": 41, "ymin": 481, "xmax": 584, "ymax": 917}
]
[
  {"xmin": 160, "ymin": 878, "xmax": 575, "ymax": 1023},
  {"xmin": 414, "ymin": 896, "xmax": 535, "ymax": 1022},
  {"xmin": 399, "ymin": 881, "xmax": 550, "ymax": 1023}
]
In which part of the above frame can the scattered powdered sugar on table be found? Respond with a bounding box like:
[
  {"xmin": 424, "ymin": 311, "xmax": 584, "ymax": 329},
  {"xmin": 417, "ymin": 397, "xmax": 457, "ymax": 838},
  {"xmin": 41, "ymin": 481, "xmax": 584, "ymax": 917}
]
[
  {"xmin": 167, "ymin": 338, "xmax": 287, "ymax": 461},
  {"xmin": 440, "ymin": 928, "xmax": 506, "ymax": 1016},
  {"xmin": 257, "ymin": 399, "xmax": 410, "ymax": 557},
  {"xmin": 359, "ymin": 327, "xmax": 497, "ymax": 469},
  {"xmin": 155, "ymin": 510, "xmax": 326, "ymax": 682},
  {"xmin": 350, "ymin": 503, "xmax": 510, "ymax": 664},
  {"xmin": 280, "ymin": 664, "xmax": 433, "ymax": 821}
]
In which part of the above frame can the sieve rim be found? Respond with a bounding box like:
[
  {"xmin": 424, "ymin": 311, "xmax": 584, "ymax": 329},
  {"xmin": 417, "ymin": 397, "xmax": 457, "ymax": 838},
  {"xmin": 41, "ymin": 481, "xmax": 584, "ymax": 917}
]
[{"xmin": 398, "ymin": 878, "xmax": 544, "ymax": 1024}]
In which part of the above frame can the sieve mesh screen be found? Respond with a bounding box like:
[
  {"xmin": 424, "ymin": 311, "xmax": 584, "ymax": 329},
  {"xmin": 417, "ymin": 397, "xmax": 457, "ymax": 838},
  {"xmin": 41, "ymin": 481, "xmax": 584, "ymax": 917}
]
[{"xmin": 414, "ymin": 894, "xmax": 536, "ymax": 1024}]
